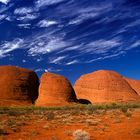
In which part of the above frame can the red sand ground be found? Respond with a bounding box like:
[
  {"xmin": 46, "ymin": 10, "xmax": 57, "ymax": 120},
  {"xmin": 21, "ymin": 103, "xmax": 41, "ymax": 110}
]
[{"xmin": 0, "ymin": 108, "xmax": 140, "ymax": 140}]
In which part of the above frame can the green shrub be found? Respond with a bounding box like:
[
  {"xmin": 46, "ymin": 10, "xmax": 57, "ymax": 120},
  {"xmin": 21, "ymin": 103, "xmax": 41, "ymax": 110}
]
[{"xmin": 121, "ymin": 106, "xmax": 128, "ymax": 113}]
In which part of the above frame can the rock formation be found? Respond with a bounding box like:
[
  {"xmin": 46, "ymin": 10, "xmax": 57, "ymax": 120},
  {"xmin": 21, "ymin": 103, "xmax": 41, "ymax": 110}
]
[
  {"xmin": 125, "ymin": 78, "xmax": 140, "ymax": 96},
  {"xmin": 36, "ymin": 72, "xmax": 77, "ymax": 106},
  {"xmin": 0, "ymin": 65, "xmax": 39, "ymax": 106},
  {"xmin": 74, "ymin": 70, "xmax": 140, "ymax": 103}
]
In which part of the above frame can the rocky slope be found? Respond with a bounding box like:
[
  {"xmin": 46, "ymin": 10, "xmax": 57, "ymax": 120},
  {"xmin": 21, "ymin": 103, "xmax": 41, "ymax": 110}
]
[{"xmin": 125, "ymin": 78, "xmax": 140, "ymax": 96}]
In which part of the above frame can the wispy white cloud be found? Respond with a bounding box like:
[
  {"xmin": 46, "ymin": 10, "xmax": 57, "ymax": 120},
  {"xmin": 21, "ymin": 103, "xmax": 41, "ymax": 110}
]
[
  {"xmin": 36, "ymin": 67, "xmax": 62, "ymax": 73},
  {"xmin": 0, "ymin": 39, "xmax": 23, "ymax": 58},
  {"xmin": 5, "ymin": 16, "xmax": 12, "ymax": 21},
  {"xmin": 115, "ymin": 19, "xmax": 140, "ymax": 35},
  {"xmin": 68, "ymin": 4, "xmax": 112, "ymax": 25},
  {"xmin": 16, "ymin": 14, "xmax": 38, "ymax": 21},
  {"xmin": 35, "ymin": 68, "xmax": 44, "ymax": 72},
  {"xmin": 45, "ymin": 67, "xmax": 62, "ymax": 72},
  {"xmin": 22, "ymin": 59, "xmax": 26, "ymax": 63},
  {"xmin": 86, "ymin": 51, "xmax": 126, "ymax": 63},
  {"xmin": 0, "ymin": 29, "xmax": 125, "ymax": 66},
  {"xmin": 69, "ymin": 12, "xmax": 100, "ymax": 25},
  {"xmin": 14, "ymin": 7, "xmax": 38, "ymax": 22},
  {"xmin": 69, "ymin": 13, "xmax": 99, "ymax": 25},
  {"xmin": 49, "ymin": 56, "xmax": 67, "ymax": 64},
  {"xmin": 58, "ymin": 45, "xmax": 81, "ymax": 53},
  {"xmin": 0, "ymin": 0, "xmax": 9, "ymax": 4},
  {"xmin": 35, "ymin": 68, "xmax": 62, "ymax": 73},
  {"xmin": 37, "ymin": 20, "xmax": 57, "ymax": 28},
  {"xmin": 0, "ymin": 14, "xmax": 6, "ymax": 21},
  {"xmin": 36, "ymin": 57, "xmax": 43, "ymax": 62},
  {"xmin": 0, "ymin": 14, "xmax": 13, "ymax": 22},
  {"xmin": 82, "ymin": 38, "xmax": 122, "ymax": 54},
  {"xmin": 65, "ymin": 60, "xmax": 79, "ymax": 65},
  {"xmin": 125, "ymin": 40, "xmax": 140, "ymax": 50},
  {"xmin": 36, "ymin": 0, "xmax": 66, "ymax": 7},
  {"xmin": 28, "ymin": 37, "xmax": 70, "ymax": 56},
  {"xmin": 126, "ymin": 19, "xmax": 140, "ymax": 28},
  {"xmin": 17, "ymin": 23, "xmax": 31, "ymax": 28},
  {"xmin": 14, "ymin": 7, "xmax": 34, "ymax": 15}
]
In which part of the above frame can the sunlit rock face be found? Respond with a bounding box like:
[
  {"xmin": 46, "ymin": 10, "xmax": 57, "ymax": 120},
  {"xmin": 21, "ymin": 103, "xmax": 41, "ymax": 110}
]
[
  {"xmin": 36, "ymin": 72, "xmax": 77, "ymax": 106},
  {"xmin": 74, "ymin": 70, "xmax": 140, "ymax": 103},
  {"xmin": 125, "ymin": 78, "xmax": 140, "ymax": 96},
  {"xmin": 0, "ymin": 65, "xmax": 39, "ymax": 106}
]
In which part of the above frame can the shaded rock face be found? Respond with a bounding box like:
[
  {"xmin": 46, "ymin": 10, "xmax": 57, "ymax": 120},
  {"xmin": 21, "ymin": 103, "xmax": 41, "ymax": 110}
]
[
  {"xmin": 125, "ymin": 78, "xmax": 140, "ymax": 96},
  {"xmin": 74, "ymin": 70, "xmax": 140, "ymax": 103},
  {"xmin": 0, "ymin": 65, "xmax": 39, "ymax": 106},
  {"xmin": 36, "ymin": 72, "xmax": 77, "ymax": 106},
  {"xmin": 78, "ymin": 99, "xmax": 91, "ymax": 104}
]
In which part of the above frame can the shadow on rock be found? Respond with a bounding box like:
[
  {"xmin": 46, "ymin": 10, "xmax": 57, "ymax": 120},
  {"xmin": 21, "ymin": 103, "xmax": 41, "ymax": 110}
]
[{"xmin": 78, "ymin": 99, "xmax": 92, "ymax": 104}]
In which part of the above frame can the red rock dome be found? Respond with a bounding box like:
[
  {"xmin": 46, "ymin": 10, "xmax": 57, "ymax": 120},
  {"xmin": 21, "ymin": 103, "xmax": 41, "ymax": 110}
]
[
  {"xmin": 74, "ymin": 70, "xmax": 140, "ymax": 103},
  {"xmin": 36, "ymin": 72, "xmax": 77, "ymax": 106},
  {"xmin": 125, "ymin": 78, "xmax": 140, "ymax": 96},
  {"xmin": 0, "ymin": 65, "xmax": 39, "ymax": 106}
]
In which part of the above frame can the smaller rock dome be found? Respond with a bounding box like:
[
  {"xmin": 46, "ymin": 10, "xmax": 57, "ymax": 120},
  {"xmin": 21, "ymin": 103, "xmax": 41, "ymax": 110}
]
[{"xmin": 36, "ymin": 72, "xmax": 77, "ymax": 106}]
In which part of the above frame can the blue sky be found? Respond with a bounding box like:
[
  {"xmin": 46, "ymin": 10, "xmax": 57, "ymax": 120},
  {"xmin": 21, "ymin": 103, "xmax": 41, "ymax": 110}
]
[{"xmin": 0, "ymin": 0, "xmax": 140, "ymax": 84}]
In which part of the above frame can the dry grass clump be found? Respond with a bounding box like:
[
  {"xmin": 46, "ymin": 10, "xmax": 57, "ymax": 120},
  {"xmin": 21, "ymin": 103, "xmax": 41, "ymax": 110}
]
[
  {"xmin": 46, "ymin": 112, "xmax": 55, "ymax": 120},
  {"xmin": 73, "ymin": 129, "xmax": 90, "ymax": 140},
  {"xmin": 0, "ymin": 126, "xmax": 8, "ymax": 136},
  {"xmin": 85, "ymin": 119, "xmax": 99, "ymax": 126},
  {"xmin": 132, "ymin": 128, "xmax": 140, "ymax": 135},
  {"xmin": 64, "ymin": 130, "xmax": 73, "ymax": 136}
]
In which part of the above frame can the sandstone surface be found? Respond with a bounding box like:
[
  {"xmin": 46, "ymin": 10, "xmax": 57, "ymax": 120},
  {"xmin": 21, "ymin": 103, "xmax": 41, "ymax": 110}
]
[
  {"xmin": 36, "ymin": 72, "xmax": 77, "ymax": 106},
  {"xmin": 0, "ymin": 65, "xmax": 39, "ymax": 106},
  {"xmin": 74, "ymin": 70, "xmax": 140, "ymax": 103},
  {"xmin": 125, "ymin": 78, "xmax": 140, "ymax": 96}
]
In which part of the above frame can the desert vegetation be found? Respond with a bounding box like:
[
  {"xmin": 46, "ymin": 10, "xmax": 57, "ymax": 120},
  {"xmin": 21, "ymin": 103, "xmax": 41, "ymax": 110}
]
[{"xmin": 0, "ymin": 103, "xmax": 140, "ymax": 140}]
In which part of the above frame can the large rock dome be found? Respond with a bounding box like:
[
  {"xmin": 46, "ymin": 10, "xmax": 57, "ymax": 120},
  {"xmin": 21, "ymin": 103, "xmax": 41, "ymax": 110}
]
[
  {"xmin": 36, "ymin": 72, "xmax": 77, "ymax": 106},
  {"xmin": 74, "ymin": 70, "xmax": 140, "ymax": 103},
  {"xmin": 0, "ymin": 65, "xmax": 39, "ymax": 106}
]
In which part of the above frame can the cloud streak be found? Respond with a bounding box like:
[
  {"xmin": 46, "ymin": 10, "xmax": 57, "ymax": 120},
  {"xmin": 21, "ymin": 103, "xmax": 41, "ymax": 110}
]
[
  {"xmin": 37, "ymin": 20, "xmax": 58, "ymax": 28},
  {"xmin": 0, "ymin": 0, "xmax": 9, "ymax": 4},
  {"xmin": 35, "ymin": 0, "xmax": 67, "ymax": 7},
  {"xmin": 0, "ymin": 39, "xmax": 23, "ymax": 57},
  {"xmin": 14, "ymin": 7, "xmax": 34, "ymax": 15}
]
